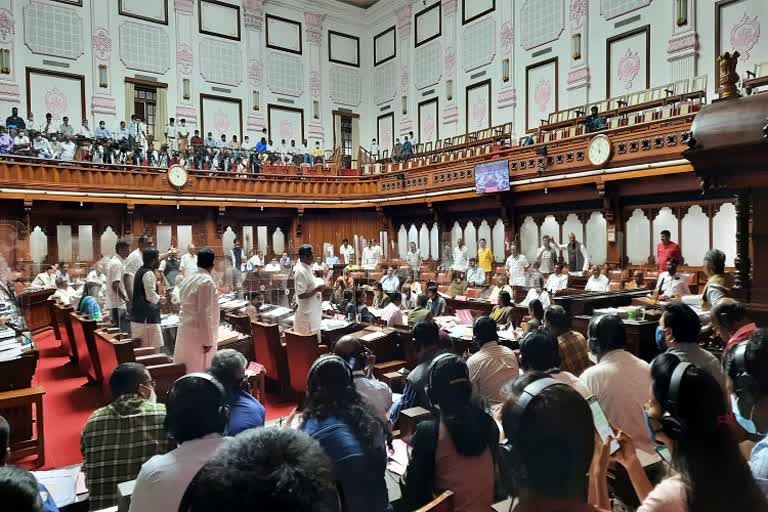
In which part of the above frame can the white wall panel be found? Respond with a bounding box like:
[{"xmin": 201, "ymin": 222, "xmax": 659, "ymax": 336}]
[
  {"xmin": 626, "ymin": 209, "xmax": 650, "ymax": 265},
  {"xmin": 398, "ymin": 225, "xmax": 408, "ymax": 258},
  {"xmin": 200, "ymin": 1, "xmax": 240, "ymax": 39},
  {"xmin": 681, "ymin": 205, "xmax": 709, "ymax": 268},
  {"xmin": 272, "ymin": 228, "xmax": 286, "ymax": 256},
  {"xmin": 27, "ymin": 70, "xmax": 84, "ymax": 125},
  {"xmin": 464, "ymin": 221, "xmax": 478, "ymax": 258},
  {"xmin": 266, "ymin": 15, "xmax": 301, "ymax": 53},
  {"xmin": 24, "ymin": 2, "xmax": 84, "ymax": 59},
  {"xmin": 156, "ymin": 225, "xmax": 172, "ymax": 252},
  {"xmin": 30, "ymin": 227, "xmax": 47, "ymax": 264},
  {"xmin": 563, "ymin": 214, "xmax": 583, "ymax": 242},
  {"xmin": 78, "ymin": 225, "xmax": 93, "ymax": 262},
  {"xmin": 119, "ymin": 22, "xmax": 171, "ymax": 74},
  {"xmin": 268, "ymin": 106, "xmax": 304, "ymax": 145},
  {"xmin": 200, "ymin": 40, "xmax": 243, "ymax": 86},
  {"xmin": 652, "ymin": 207, "xmax": 679, "ymax": 249},
  {"xmin": 177, "ymin": 226, "xmax": 193, "ymax": 255},
  {"xmin": 120, "ymin": 0, "xmax": 168, "ymax": 23},
  {"xmin": 713, "ymin": 203, "xmax": 737, "ymax": 267},
  {"xmin": 492, "ymin": 219, "xmax": 505, "ymax": 262},
  {"xmin": 418, "ymin": 98, "xmax": 439, "ymax": 143},
  {"xmin": 419, "ymin": 224, "xmax": 430, "ymax": 255},
  {"xmin": 541, "ymin": 215, "xmax": 560, "ymax": 245},
  {"xmin": 56, "ymin": 225, "xmax": 72, "ymax": 263},
  {"xmin": 586, "ymin": 212, "xmax": 607, "ymax": 265},
  {"xmin": 201, "ymin": 96, "xmax": 242, "ymax": 140},
  {"xmin": 430, "ymin": 225, "xmax": 439, "ymax": 261},
  {"xmin": 520, "ymin": 217, "xmax": 539, "ymax": 262}
]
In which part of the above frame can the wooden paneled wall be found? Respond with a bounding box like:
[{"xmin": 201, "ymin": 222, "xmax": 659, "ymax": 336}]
[{"xmin": 296, "ymin": 210, "xmax": 383, "ymax": 256}]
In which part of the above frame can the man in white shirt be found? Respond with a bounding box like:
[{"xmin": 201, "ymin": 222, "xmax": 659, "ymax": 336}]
[
  {"xmin": 180, "ymin": 245, "xmax": 197, "ymax": 278},
  {"xmin": 174, "ymin": 249, "xmax": 220, "ymax": 373},
  {"xmin": 536, "ymin": 235, "xmax": 560, "ymax": 275},
  {"xmin": 107, "ymin": 240, "xmax": 131, "ymax": 334},
  {"xmin": 544, "ymin": 263, "xmax": 569, "ymax": 294},
  {"xmin": 32, "ymin": 265, "xmax": 56, "ymax": 289},
  {"xmin": 339, "ymin": 238, "xmax": 355, "ymax": 265},
  {"xmin": 579, "ymin": 314, "xmax": 655, "ymax": 456},
  {"xmin": 124, "ymin": 235, "xmax": 152, "ymax": 304},
  {"xmin": 487, "ymin": 275, "xmax": 514, "ymax": 302},
  {"xmin": 136, "ymin": 116, "xmax": 148, "ymax": 152},
  {"xmin": 559, "ymin": 232, "xmax": 591, "ymax": 274},
  {"xmin": 467, "ymin": 317, "xmax": 520, "ymax": 407},
  {"xmin": 12, "ymin": 130, "xmax": 30, "ymax": 155},
  {"xmin": 130, "ymin": 249, "xmax": 164, "ymax": 349},
  {"xmin": 114, "ymin": 121, "xmax": 129, "ymax": 143},
  {"xmin": 380, "ymin": 293, "xmax": 406, "ymax": 327},
  {"xmin": 293, "ymin": 245, "xmax": 325, "ymax": 334},
  {"xmin": 405, "ymin": 241, "xmax": 421, "ymax": 271},
  {"xmin": 466, "ymin": 258, "xmax": 485, "ymax": 287},
  {"xmin": 129, "ymin": 373, "xmax": 226, "ymax": 512},
  {"xmin": 372, "ymin": 240, "xmax": 383, "ymax": 265},
  {"xmin": 177, "ymin": 119, "xmax": 190, "ymax": 153},
  {"xmin": 369, "ymin": 138, "xmax": 379, "ymax": 160},
  {"xmin": 452, "ymin": 238, "xmax": 469, "ymax": 272},
  {"xmin": 380, "ymin": 266, "xmax": 400, "ymax": 294},
  {"xmin": 654, "ymin": 257, "xmax": 690, "ymax": 300},
  {"xmin": 33, "ymin": 133, "xmax": 54, "ymax": 159},
  {"xmin": 334, "ymin": 337, "xmax": 392, "ymax": 421},
  {"xmin": 505, "ymin": 243, "xmax": 529, "ymax": 287},
  {"xmin": 361, "ymin": 240, "xmax": 379, "ymax": 269},
  {"xmin": 247, "ymin": 251, "xmax": 264, "ymax": 269},
  {"xmin": 584, "ymin": 265, "xmax": 610, "ymax": 292},
  {"xmin": 77, "ymin": 119, "xmax": 94, "ymax": 139},
  {"xmin": 164, "ymin": 118, "xmax": 178, "ymax": 152},
  {"xmin": 59, "ymin": 137, "xmax": 77, "ymax": 161}
]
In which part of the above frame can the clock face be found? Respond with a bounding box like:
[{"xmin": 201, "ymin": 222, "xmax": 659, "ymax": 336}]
[
  {"xmin": 588, "ymin": 135, "xmax": 612, "ymax": 166},
  {"xmin": 168, "ymin": 165, "xmax": 188, "ymax": 188}
]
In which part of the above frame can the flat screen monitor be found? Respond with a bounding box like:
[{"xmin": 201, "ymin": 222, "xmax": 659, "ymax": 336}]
[{"xmin": 475, "ymin": 160, "xmax": 510, "ymax": 194}]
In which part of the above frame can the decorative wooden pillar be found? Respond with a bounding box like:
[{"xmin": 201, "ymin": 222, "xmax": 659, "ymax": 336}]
[
  {"xmin": 733, "ymin": 191, "xmax": 752, "ymax": 300},
  {"xmin": 21, "ymin": 200, "xmax": 32, "ymax": 241},
  {"xmin": 295, "ymin": 207, "xmax": 304, "ymax": 242},
  {"xmin": 500, "ymin": 202, "xmax": 516, "ymax": 256},
  {"xmin": 599, "ymin": 182, "xmax": 622, "ymax": 268},
  {"xmin": 124, "ymin": 204, "xmax": 135, "ymax": 238},
  {"xmin": 216, "ymin": 206, "xmax": 226, "ymax": 240}
]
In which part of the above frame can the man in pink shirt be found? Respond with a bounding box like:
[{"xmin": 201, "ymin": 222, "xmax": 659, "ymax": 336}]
[{"xmin": 656, "ymin": 230, "xmax": 682, "ymax": 272}]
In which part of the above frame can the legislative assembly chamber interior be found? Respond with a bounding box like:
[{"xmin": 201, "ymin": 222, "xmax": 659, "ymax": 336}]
[{"xmin": 1, "ymin": 0, "xmax": 768, "ymax": 511}]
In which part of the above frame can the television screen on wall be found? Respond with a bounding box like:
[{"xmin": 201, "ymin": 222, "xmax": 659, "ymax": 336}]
[{"xmin": 475, "ymin": 160, "xmax": 510, "ymax": 194}]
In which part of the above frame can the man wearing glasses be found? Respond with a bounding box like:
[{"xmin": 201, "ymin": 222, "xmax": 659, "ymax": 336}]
[{"xmin": 81, "ymin": 363, "xmax": 174, "ymax": 510}]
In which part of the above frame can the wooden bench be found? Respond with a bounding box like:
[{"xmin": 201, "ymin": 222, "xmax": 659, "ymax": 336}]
[{"xmin": 0, "ymin": 386, "xmax": 46, "ymax": 467}]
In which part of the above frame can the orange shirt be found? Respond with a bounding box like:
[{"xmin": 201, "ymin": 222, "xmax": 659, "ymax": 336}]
[{"xmin": 656, "ymin": 241, "xmax": 682, "ymax": 271}]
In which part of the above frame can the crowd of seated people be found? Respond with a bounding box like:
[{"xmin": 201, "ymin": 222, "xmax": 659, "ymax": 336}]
[
  {"xmin": 0, "ymin": 109, "xmax": 326, "ymax": 174},
  {"xmin": 3, "ymin": 285, "xmax": 768, "ymax": 512}
]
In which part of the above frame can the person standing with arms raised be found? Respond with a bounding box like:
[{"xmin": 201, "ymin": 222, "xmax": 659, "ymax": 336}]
[
  {"xmin": 294, "ymin": 244, "xmax": 325, "ymax": 335},
  {"xmin": 174, "ymin": 249, "xmax": 219, "ymax": 373}
]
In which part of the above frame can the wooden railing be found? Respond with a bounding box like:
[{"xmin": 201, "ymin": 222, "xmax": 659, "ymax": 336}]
[{"xmin": 0, "ymin": 116, "xmax": 694, "ymax": 205}]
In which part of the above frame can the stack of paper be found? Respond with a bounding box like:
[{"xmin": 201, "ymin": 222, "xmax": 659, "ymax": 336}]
[
  {"xmin": 361, "ymin": 330, "xmax": 387, "ymax": 342},
  {"xmin": 32, "ymin": 466, "xmax": 81, "ymax": 507}
]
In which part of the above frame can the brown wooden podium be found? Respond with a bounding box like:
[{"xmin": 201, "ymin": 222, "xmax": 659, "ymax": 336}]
[{"xmin": 19, "ymin": 288, "xmax": 55, "ymax": 334}]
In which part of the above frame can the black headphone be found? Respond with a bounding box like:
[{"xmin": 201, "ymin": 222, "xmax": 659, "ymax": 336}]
[
  {"xmin": 307, "ymin": 355, "xmax": 353, "ymax": 393},
  {"xmin": 659, "ymin": 361, "xmax": 692, "ymax": 440},
  {"xmin": 424, "ymin": 352, "xmax": 468, "ymax": 410},
  {"xmin": 587, "ymin": 314, "xmax": 605, "ymax": 355},
  {"xmin": 165, "ymin": 372, "xmax": 229, "ymax": 439},
  {"xmin": 732, "ymin": 341, "xmax": 759, "ymax": 402}
]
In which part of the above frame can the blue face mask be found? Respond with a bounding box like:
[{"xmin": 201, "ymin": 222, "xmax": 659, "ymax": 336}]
[
  {"xmin": 731, "ymin": 394, "xmax": 763, "ymax": 435},
  {"xmin": 643, "ymin": 408, "xmax": 672, "ymax": 463},
  {"xmin": 655, "ymin": 326, "xmax": 667, "ymax": 351}
]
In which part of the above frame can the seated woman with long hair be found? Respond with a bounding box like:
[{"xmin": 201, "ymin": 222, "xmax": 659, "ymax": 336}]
[
  {"xmin": 593, "ymin": 353, "xmax": 768, "ymax": 512},
  {"xmin": 524, "ymin": 299, "xmax": 544, "ymax": 333},
  {"xmin": 371, "ymin": 281, "xmax": 390, "ymax": 309},
  {"xmin": 490, "ymin": 290, "xmax": 514, "ymax": 328},
  {"xmin": 77, "ymin": 281, "xmax": 102, "ymax": 319},
  {"xmin": 299, "ymin": 355, "xmax": 391, "ymax": 512},
  {"xmin": 402, "ymin": 353, "xmax": 499, "ymax": 511}
]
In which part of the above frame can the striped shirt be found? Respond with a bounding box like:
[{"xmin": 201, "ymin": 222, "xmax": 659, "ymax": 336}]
[
  {"xmin": 467, "ymin": 342, "xmax": 520, "ymax": 406},
  {"xmin": 81, "ymin": 394, "xmax": 174, "ymax": 510},
  {"xmin": 557, "ymin": 330, "xmax": 593, "ymax": 377}
]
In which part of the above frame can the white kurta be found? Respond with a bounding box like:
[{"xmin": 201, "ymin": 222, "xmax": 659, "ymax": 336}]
[
  {"xmin": 505, "ymin": 254, "xmax": 530, "ymax": 287},
  {"xmin": 294, "ymin": 261, "xmax": 323, "ymax": 334},
  {"xmin": 340, "ymin": 244, "xmax": 355, "ymax": 264},
  {"xmin": 361, "ymin": 247, "xmax": 378, "ymax": 268},
  {"xmin": 173, "ymin": 269, "xmax": 220, "ymax": 373},
  {"xmin": 452, "ymin": 246, "xmax": 469, "ymax": 272}
]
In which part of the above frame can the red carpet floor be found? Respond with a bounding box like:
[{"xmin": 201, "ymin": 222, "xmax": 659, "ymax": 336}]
[{"xmin": 30, "ymin": 330, "xmax": 296, "ymax": 470}]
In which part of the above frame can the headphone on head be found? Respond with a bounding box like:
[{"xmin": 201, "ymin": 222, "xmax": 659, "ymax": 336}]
[
  {"xmin": 587, "ymin": 315, "xmax": 606, "ymax": 355},
  {"xmin": 307, "ymin": 355, "xmax": 353, "ymax": 393},
  {"xmin": 165, "ymin": 372, "xmax": 229, "ymax": 439},
  {"xmin": 732, "ymin": 341, "xmax": 759, "ymax": 402},
  {"xmin": 658, "ymin": 361, "xmax": 692, "ymax": 440},
  {"xmin": 424, "ymin": 352, "xmax": 468, "ymax": 409}
]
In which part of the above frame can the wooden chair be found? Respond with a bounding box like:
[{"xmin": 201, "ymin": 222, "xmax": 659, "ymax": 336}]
[
  {"xmin": 94, "ymin": 328, "xmax": 186, "ymax": 403},
  {"xmin": 70, "ymin": 311, "xmax": 102, "ymax": 383},
  {"xmin": 464, "ymin": 287, "xmax": 482, "ymax": 298},
  {"xmin": 283, "ymin": 330, "xmax": 329, "ymax": 396},
  {"xmin": 420, "ymin": 272, "xmax": 437, "ymax": 283},
  {"xmin": 437, "ymin": 272, "xmax": 451, "ymax": 284},
  {"xmin": 53, "ymin": 302, "xmax": 78, "ymax": 365},
  {"xmin": 437, "ymin": 285, "xmax": 450, "ymax": 295},
  {"xmin": 0, "ymin": 386, "xmax": 46, "ymax": 467},
  {"xmin": 251, "ymin": 321, "xmax": 291, "ymax": 398},
  {"xmin": 415, "ymin": 490, "xmax": 455, "ymax": 512}
]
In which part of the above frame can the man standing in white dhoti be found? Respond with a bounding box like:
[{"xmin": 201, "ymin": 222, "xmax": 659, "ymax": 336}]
[
  {"xmin": 293, "ymin": 244, "xmax": 325, "ymax": 335},
  {"xmin": 164, "ymin": 117, "xmax": 178, "ymax": 153},
  {"xmin": 174, "ymin": 248, "xmax": 219, "ymax": 373}
]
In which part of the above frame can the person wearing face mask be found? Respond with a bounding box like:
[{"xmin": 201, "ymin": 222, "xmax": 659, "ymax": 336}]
[
  {"xmin": 33, "ymin": 132, "xmax": 54, "ymax": 159},
  {"xmin": 724, "ymin": 330, "xmax": 768, "ymax": 496},
  {"xmin": 81, "ymin": 363, "xmax": 174, "ymax": 510},
  {"xmin": 657, "ymin": 302, "xmax": 725, "ymax": 389},
  {"xmin": 592, "ymin": 353, "xmax": 768, "ymax": 512}
]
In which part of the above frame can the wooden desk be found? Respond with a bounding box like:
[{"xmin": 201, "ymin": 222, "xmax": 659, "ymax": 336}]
[
  {"xmin": 0, "ymin": 345, "xmax": 39, "ymax": 444},
  {"xmin": 554, "ymin": 289, "xmax": 650, "ymax": 316},
  {"xmin": 0, "ymin": 386, "xmax": 46, "ymax": 467},
  {"xmin": 572, "ymin": 315, "xmax": 660, "ymax": 361},
  {"xmin": 19, "ymin": 289, "xmax": 55, "ymax": 334}
]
